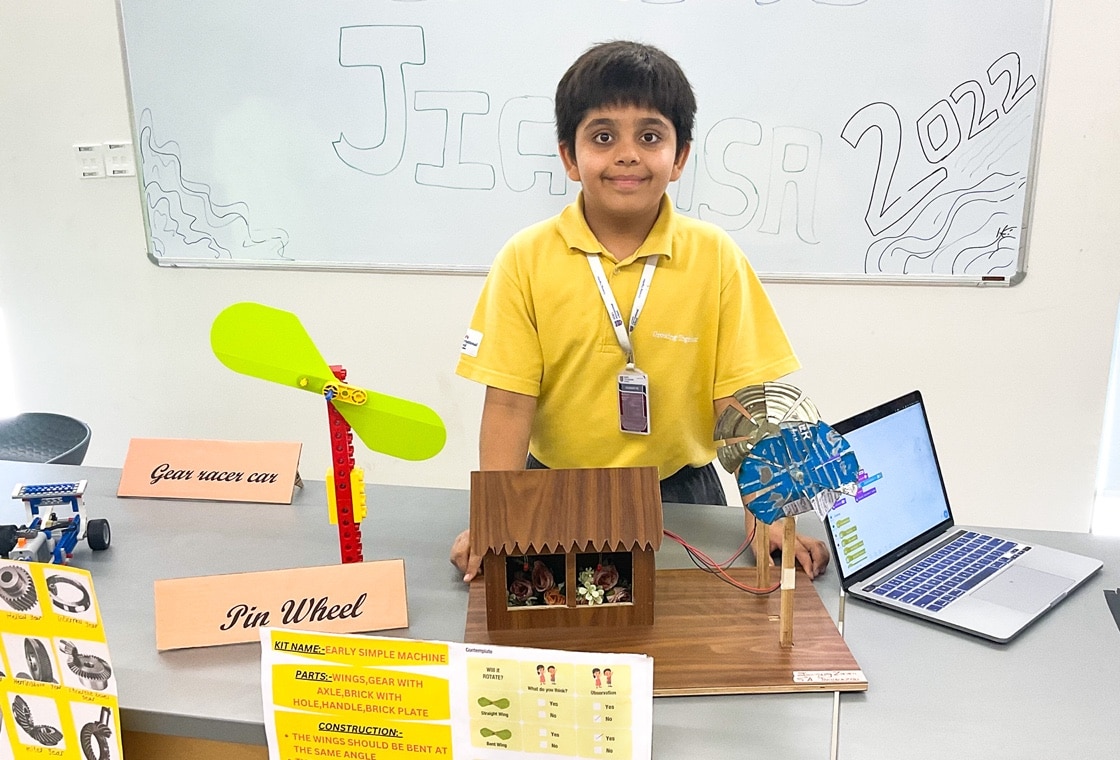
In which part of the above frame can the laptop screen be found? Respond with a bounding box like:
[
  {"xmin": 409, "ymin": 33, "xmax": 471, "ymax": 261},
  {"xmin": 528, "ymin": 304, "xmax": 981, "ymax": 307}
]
[{"xmin": 827, "ymin": 393, "xmax": 952, "ymax": 579}]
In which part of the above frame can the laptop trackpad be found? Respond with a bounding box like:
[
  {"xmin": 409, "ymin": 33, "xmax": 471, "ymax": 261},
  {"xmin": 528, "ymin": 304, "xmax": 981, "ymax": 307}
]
[{"xmin": 971, "ymin": 565, "xmax": 1073, "ymax": 614}]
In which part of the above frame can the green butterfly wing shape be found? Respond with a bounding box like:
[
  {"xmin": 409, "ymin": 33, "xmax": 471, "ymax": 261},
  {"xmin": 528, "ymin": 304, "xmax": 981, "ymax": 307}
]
[
  {"xmin": 211, "ymin": 302, "xmax": 334, "ymax": 392},
  {"xmin": 339, "ymin": 389, "xmax": 446, "ymax": 461},
  {"xmin": 210, "ymin": 302, "xmax": 446, "ymax": 461}
]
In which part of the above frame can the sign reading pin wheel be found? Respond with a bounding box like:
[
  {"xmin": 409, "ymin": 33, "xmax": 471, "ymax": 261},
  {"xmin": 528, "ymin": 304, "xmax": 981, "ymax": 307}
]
[{"xmin": 715, "ymin": 383, "xmax": 860, "ymax": 524}]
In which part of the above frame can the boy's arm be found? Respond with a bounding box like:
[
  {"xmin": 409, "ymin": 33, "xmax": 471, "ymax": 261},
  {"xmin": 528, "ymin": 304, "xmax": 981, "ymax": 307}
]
[
  {"xmin": 713, "ymin": 396, "xmax": 830, "ymax": 580},
  {"xmin": 479, "ymin": 386, "xmax": 537, "ymax": 470},
  {"xmin": 451, "ymin": 386, "xmax": 538, "ymax": 581}
]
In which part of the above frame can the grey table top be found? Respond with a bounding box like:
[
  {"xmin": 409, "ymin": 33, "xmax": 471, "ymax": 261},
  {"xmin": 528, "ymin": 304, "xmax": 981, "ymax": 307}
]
[
  {"xmin": 835, "ymin": 522, "xmax": 1120, "ymax": 759},
  {"xmin": 2, "ymin": 461, "xmax": 1118, "ymax": 759}
]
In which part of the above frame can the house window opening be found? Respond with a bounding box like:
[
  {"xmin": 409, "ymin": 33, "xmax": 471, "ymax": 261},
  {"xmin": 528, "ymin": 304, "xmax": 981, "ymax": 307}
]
[
  {"xmin": 575, "ymin": 552, "xmax": 633, "ymax": 606},
  {"xmin": 505, "ymin": 553, "xmax": 567, "ymax": 609}
]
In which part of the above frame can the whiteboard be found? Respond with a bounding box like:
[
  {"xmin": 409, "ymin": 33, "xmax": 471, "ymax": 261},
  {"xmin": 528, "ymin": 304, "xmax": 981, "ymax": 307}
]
[{"xmin": 118, "ymin": 0, "xmax": 1051, "ymax": 284}]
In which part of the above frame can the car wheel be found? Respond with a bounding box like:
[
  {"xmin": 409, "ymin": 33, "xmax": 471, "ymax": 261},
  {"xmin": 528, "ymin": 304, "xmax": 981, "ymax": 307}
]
[{"xmin": 86, "ymin": 519, "xmax": 111, "ymax": 551}]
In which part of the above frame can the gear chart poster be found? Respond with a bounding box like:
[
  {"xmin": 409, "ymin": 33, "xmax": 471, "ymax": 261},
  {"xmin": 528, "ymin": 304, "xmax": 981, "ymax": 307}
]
[
  {"xmin": 262, "ymin": 628, "xmax": 653, "ymax": 760},
  {"xmin": 0, "ymin": 560, "xmax": 121, "ymax": 760}
]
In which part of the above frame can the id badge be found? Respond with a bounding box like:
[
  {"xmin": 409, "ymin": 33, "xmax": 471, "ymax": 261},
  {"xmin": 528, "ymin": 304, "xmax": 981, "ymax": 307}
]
[{"xmin": 618, "ymin": 368, "xmax": 651, "ymax": 435}]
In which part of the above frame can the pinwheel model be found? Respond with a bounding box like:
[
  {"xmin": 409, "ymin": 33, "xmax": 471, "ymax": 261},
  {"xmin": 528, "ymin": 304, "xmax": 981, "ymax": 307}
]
[
  {"xmin": 211, "ymin": 302, "xmax": 446, "ymax": 563},
  {"xmin": 715, "ymin": 382, "xmax": 859, "ymax": 646}
]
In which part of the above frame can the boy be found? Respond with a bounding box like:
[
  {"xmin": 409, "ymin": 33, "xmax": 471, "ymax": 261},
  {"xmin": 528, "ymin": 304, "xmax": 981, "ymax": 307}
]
[{"xmin": 452, "ymin": 41, "xmax": 828, "ymax": 581}]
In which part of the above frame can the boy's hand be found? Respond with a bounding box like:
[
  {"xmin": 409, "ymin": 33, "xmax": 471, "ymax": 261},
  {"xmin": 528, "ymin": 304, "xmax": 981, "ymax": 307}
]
[
  {"xmin": 746, "ymin": 512, "xmax": 830, "ymax": 580},
  {"xmin": 769, "ymin": 528, "xmax": 830, "ymax": 579},
  {"xmin": 450, "ymin": 529, "xmax": 483, "ymax": 582}
]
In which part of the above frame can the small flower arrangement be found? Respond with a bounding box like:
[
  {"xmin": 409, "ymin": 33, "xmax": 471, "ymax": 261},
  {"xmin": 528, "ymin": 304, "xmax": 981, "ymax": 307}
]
[
  {"xmin": 506, "ymin": 555, "xmax": 632, "ymax": 608},
  {"xmin": 576, "ymin": 568, "xmax": 605, "ymax": 605},
  {"xmin": 507, "ymin": 557, "xmax": 565, "ymax": 608},
  {"xmin": 576, "ymin": 562, "xmax": 632, "ymax": 606}
]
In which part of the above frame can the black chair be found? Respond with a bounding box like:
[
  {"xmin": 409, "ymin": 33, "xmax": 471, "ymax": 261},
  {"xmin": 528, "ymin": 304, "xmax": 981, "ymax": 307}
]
[{"xmin": 0, "ymin": 413, "xmax": 92, "ymax": 465}]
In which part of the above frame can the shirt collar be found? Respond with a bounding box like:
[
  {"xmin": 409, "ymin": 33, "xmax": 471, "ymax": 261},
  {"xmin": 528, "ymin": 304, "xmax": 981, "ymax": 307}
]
[{"xmin": 557, "ymin": 194, "xmax": 676, "ymax": 264}]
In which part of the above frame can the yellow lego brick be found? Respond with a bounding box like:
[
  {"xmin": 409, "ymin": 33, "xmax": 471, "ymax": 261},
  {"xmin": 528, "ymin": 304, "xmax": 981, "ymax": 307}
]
[
  {"xmin": 326, "ymin": 470, "xmax": 337, "ymax": 525},
  {"xmin": 351, "ymin": 468, "xmax": 367, "ymax": 523}
]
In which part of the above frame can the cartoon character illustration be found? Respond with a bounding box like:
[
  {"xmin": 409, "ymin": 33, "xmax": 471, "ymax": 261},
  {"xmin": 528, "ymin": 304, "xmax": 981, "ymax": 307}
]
[
  {"xmin": 604, "ymin": 667, "xmax": 613, "ymax": 687},
  {"xmin": 537, "ymin": 664, "xmax": 545, "ymax": 685},
  {"xmin": 592, "ymin": 667, "xmax": 601, "ymax": 688},
  {"xmin": 547, "ymin": 665, "xmax": 556, "ymax": 684}
]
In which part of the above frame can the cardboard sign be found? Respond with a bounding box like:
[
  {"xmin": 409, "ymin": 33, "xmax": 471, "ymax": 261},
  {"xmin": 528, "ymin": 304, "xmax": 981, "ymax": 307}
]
[
  {"xmin": 154, "ymin": 560, "xmax": 408, "ymax": 651},
  {"xmin": 118, "ymin": 438, "xmax": 302, "ymax": 504}
]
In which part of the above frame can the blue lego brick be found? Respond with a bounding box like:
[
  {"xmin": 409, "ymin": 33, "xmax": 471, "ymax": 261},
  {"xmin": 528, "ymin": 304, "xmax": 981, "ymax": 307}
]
[{"xmin": 12, "ymin": 481, "xmax": 86, "ymax": 500}]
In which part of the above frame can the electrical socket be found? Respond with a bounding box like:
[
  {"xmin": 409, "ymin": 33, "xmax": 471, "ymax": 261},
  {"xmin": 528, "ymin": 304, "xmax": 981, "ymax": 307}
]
[
  {"xmin": 73, "ymin": 143, "xmax": 105, "ymax": 179},
  {"xmin": 104, "ymin": 141, "xmax": 136, "ymax": 177}
]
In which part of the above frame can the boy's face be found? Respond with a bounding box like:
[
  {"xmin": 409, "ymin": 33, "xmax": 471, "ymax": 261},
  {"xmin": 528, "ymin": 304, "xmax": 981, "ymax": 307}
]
[{"xmin": 559, "ymin": 104, "xmax": 690, "ymax": 232}]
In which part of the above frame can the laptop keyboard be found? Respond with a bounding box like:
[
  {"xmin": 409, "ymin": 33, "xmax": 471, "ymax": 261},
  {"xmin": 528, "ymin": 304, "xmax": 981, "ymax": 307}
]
[{"xmin": 865, "ymin": 531, "xmax": 1029, "ymax": 612}]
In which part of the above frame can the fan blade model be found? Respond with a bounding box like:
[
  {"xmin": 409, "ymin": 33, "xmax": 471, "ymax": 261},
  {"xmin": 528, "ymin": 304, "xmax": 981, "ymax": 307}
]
[
  {"xmin": 210, "ymin": 302, "xmax": 446, "ymax": 461},
  {"xmin": 715, "ymin": 382, "xmax": 858, "ymax": 524}
]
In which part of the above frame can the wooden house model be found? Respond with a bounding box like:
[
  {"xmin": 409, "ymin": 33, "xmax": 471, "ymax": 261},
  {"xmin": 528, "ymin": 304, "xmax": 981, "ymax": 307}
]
[{"xmin": 469, "ymin": 466, "xmax": 663, "ymax": 631}]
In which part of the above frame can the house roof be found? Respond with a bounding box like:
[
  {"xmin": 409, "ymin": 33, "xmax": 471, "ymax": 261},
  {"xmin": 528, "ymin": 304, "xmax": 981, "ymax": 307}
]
[{"xmin": 469, "ymin": 467, "xmax": 663, "ymax": 556}]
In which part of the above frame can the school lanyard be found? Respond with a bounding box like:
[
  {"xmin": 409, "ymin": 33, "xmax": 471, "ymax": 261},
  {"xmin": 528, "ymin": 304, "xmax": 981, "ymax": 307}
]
[{"xmin": 586, "ymin": 253, "xmax": 660, "ymax": 368}]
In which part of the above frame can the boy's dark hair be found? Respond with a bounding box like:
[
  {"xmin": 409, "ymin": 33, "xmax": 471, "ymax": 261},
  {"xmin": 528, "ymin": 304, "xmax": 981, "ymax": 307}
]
[{"xmin": 555, "ymin": 41, "xmax": 696, "ymax": 158}]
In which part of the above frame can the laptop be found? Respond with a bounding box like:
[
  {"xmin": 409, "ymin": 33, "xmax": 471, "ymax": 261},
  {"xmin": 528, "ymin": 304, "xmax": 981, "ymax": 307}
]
[{"xmin": 825, "ymin": 390, "xmax": 1102, "ymax": 643}]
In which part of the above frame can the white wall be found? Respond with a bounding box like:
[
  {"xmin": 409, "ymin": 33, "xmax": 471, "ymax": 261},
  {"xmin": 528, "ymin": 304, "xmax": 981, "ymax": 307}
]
[
  {"xmin": 1098, "ymin": 304, "xmax": 1120, "ymax": 493},
  {"xmin": 1, "ymin": 0, "xmax": 1117, "ymax": 532}
]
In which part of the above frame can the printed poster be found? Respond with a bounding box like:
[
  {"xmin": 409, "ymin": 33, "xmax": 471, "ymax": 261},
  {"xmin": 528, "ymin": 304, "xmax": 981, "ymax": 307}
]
[
  {"xmin": 262, "ymin": 628, "xmax": 653, "ymax": 760},
  {"xmin": 0, "ymin": 560, "xmax": 122, "ymax": 760}
]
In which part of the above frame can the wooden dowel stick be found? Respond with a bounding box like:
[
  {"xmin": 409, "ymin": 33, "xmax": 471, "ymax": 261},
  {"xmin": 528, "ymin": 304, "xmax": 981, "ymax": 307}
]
[
  {"xmin": 754, "ymin": 518, "xmax": 771, "ymax": 588},
  {"xmin": 779, "ymin": 516, "xmax": 797, "ymax": 647}
]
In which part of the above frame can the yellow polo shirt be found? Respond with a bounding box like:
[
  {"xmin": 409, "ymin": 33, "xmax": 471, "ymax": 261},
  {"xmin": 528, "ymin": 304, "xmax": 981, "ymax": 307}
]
[{"xmin": 456, "ymin": 195, "xmax": 799, "ymax": 479}]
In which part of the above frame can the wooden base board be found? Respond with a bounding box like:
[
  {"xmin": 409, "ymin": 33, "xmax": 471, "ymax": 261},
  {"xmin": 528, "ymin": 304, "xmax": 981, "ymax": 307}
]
[{"xmin": 465, "ymin": 567, "xmax": 867, "ymax": 695}]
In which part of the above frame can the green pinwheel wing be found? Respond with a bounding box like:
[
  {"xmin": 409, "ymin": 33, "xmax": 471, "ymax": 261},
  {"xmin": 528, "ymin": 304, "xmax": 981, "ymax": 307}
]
[
  {"xmin": 211, "ymin": 302, "xmax": 335, "ymax": 391},
  {"xmin": 210, "ymin": 301, "xmax": 446, "ymax": 461},
  {"xmin": 338, "ymin": 389, "xmax": 446, "ymax": 461}
]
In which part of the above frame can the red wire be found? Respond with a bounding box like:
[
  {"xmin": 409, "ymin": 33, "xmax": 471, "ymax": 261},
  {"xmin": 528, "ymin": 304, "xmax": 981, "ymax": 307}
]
[
  {"xmin": 663, "ymin": 527, "xmax": 748, "ymax": 570},
  {"xmin": 663, "ymin": 526, "xmax": 781, "ymax": 595}
]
